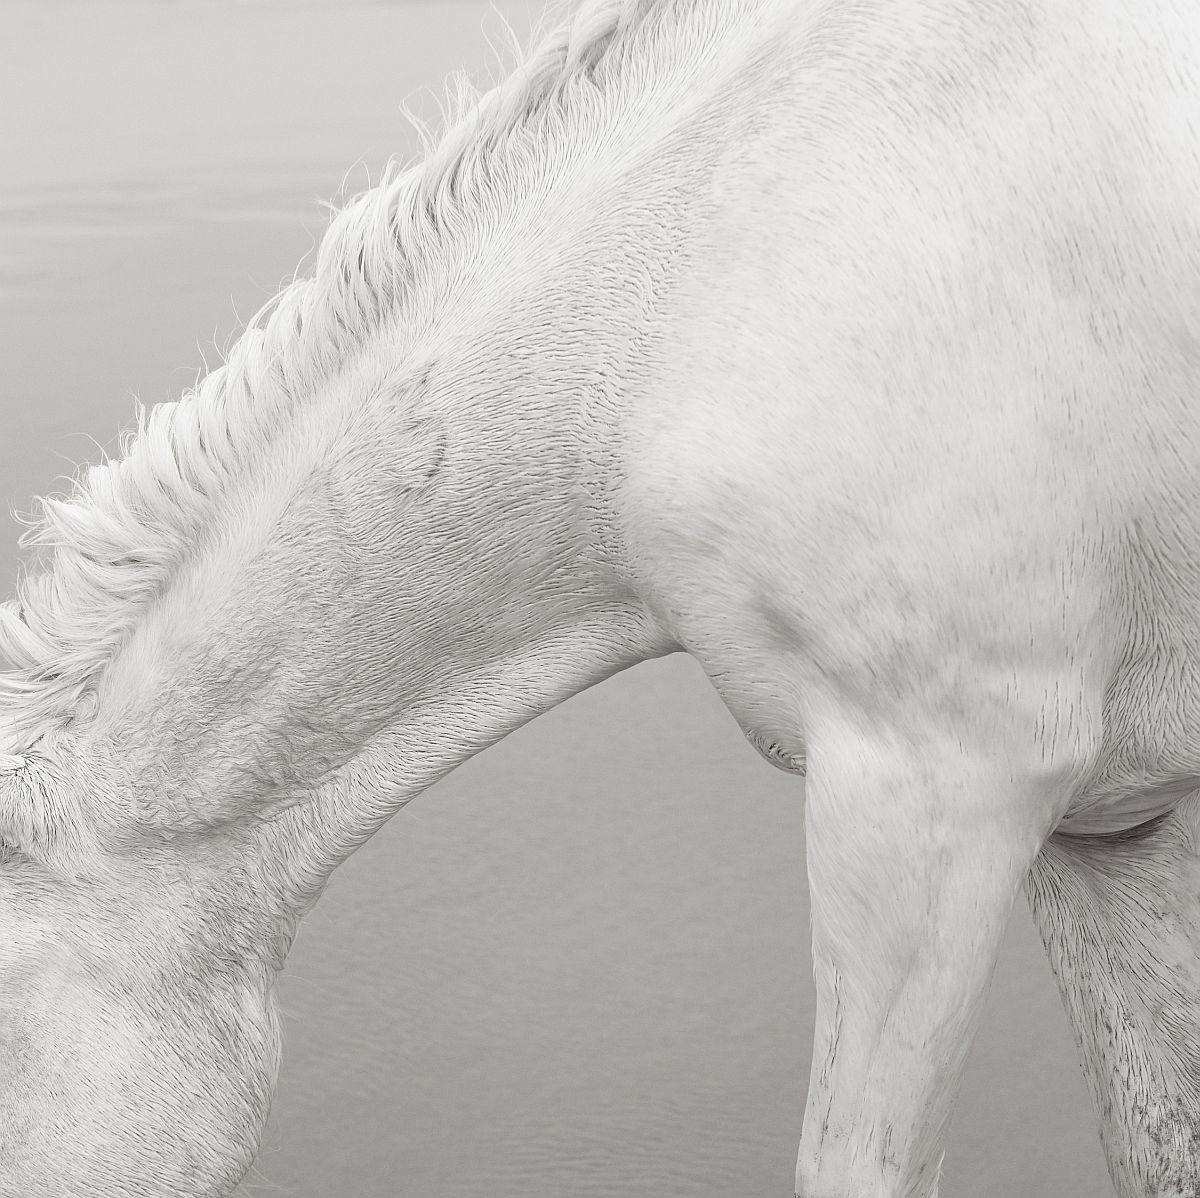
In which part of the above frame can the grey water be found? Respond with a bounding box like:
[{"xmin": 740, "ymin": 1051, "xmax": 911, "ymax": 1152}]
[{"xmin": 2, "ymin": 2, "xmax": 1114, "ymax": 1194}]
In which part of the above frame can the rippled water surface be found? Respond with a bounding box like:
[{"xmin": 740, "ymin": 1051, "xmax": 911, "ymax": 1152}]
[{"xmin": 3, "ymin": 3, "xmax": 1114, "ymax": 1195}]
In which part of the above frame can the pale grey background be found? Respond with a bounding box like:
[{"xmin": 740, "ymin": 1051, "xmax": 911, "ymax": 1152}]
[{"xmin": 2, "ymin": 2, "xmax": 1113, "ymax": 1194}]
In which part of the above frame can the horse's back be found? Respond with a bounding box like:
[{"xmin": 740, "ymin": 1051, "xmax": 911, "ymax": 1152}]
[{"xmin": 621, "ymin": 0, "xmax": 1200, "ymax": 809}]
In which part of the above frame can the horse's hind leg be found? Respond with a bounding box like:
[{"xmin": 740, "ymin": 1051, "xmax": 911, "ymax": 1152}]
[
  {"xmin": 795, "ymin": 718, "xmax": 1058, "ymax": 1198},
  {"xmin": 1027, "ymin": 798, "xmax": 1200, "ymax": 1198}
]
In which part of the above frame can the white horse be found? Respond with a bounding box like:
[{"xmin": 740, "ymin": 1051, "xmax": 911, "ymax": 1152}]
[{"xmin": 2, "ymin": 0, "xmax": 1199, "ymax": 1194}]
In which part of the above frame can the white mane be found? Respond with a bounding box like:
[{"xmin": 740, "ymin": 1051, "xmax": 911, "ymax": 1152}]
[{"xmin": 0, "ymin": 0, "xmax": 735, "ymax": 746}]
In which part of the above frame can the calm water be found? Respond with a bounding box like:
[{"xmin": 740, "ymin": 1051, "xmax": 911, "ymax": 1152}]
[{"xmin": 2, "ymin": 3, "xmax": 1114, "ymax": 1195}]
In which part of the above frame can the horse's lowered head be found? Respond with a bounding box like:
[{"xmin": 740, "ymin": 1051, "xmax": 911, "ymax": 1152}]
[{"xmin": 0, "ymin": 733, "xmax": 285, "ymax": 1197}]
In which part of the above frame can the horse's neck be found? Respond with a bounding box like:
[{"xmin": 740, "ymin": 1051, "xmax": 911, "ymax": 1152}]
[
  {"xmin": 86, "ymin": 311, "xmax": 666, "ymax": 841},
  {"xmin": 66, "ymin": 0, "xmax": 798, "ymax": 871}
]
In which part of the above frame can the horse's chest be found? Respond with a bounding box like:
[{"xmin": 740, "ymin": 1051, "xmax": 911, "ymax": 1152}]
[{"xmin": 698, "ymin": 581, "xmax": 1200, "ymax": 831}]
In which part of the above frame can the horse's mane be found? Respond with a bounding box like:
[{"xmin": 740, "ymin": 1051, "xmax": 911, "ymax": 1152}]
[{"xmin": 0, "ymin": 0, "xmax": 736, "ymax": 747}]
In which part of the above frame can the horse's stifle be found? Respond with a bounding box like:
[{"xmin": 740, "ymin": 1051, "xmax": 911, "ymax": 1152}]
[{"xmin": 3, "ymin": 1, "xmax": 1200, "ymax": 1194}]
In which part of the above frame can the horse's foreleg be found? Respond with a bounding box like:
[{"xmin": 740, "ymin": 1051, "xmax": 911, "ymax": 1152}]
[
  {"xmin": 795, "ymin": 720, "xmax": 1051, "ymax": 1198},
  {"xmin": 1026, "ymin": 798, "xmax": 1200, "ymax": 1198}
]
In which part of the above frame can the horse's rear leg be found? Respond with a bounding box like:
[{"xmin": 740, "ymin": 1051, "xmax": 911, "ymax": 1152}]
[
  {"xmin": 795, "ymin": 719, "xmax": 1056, "ymax": 1198},
  {"xmin": 1026, "ymin": 798, "xmax": 1200, "ymax": 1198}
]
